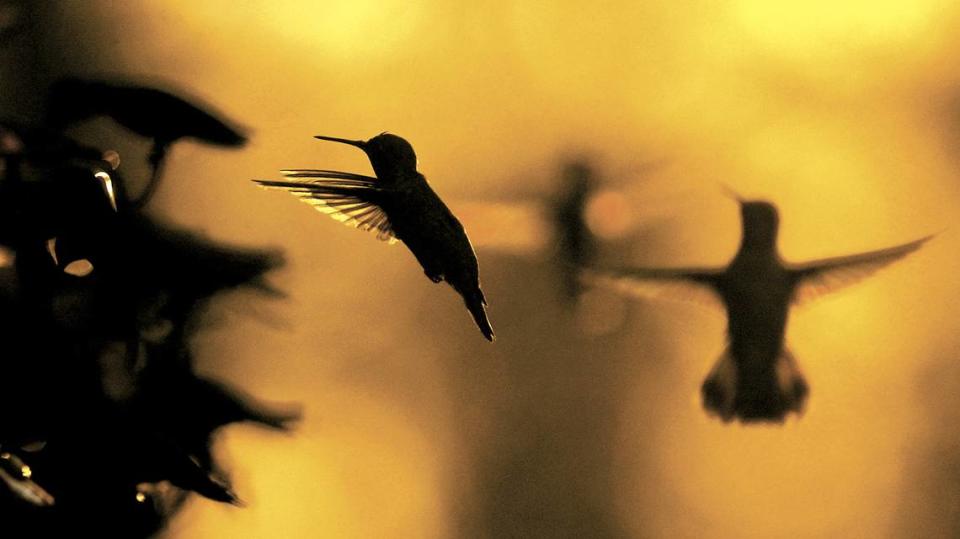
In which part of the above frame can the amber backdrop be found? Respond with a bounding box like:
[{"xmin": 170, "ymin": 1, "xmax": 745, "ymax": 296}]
[{"xmin": 10, "ymin": 1, "xmax": 960, "ymax": 537}]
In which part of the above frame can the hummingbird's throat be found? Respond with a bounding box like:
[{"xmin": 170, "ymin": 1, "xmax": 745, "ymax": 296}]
[{"xmin": 741, "ymin": 220, "xmax": 778, "ymax": 250}]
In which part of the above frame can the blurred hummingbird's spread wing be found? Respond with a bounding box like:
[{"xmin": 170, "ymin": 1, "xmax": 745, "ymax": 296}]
[
  {"xmin": 254, "ymin": 170, "xmax": 397, "ymax": 243},
  {"xmin": 455, "ymin": 200, "xmax": 553, "ymax": 256},
  {"xmin": 579, "ymin": 266, "xmax": 724, "ymax": 310},
  {"xmin": 789, "ymin": 234, "xmax": 933, "ymax": 306}
]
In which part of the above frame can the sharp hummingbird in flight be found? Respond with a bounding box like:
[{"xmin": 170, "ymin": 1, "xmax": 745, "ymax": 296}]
[{"xmin": 255, "ymin": 133, "xmax": 494, "ymax": 341}]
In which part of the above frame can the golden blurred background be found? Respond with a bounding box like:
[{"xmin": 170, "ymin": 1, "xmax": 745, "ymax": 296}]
[{"xmin": 6, "ymin": 0, "xmax": 960, "ymax": 537}]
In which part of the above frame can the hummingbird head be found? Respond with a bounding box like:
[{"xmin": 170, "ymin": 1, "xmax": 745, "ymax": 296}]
[
  {"xmin": 739, "ymin": 201, "xmax": 779, "ymax": 249},
  {"xmin": 561, "ymin": 160, "xmax": 595, "ymax": 197},
  {"xmin": 718, "ymin": 184, "xmax": 780, "ymax": 249},
  {"xmin": 314, "ymin": 132, "xmax": 417, "ymax": 178}
]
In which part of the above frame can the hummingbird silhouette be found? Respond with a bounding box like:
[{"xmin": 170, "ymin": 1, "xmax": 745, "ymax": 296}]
[
  {"xmin": 551, "ymin": 160, "xmax": 599, "ymax": 300},
  {"xmin": 255, "ymin": 133, "xmax": 495, "ymax": 341},
  {"xmin": 582, "ymin": 194, "xmax": 932, "ymax": 423}
]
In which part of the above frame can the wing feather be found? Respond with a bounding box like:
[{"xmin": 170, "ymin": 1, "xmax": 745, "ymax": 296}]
[
  {"xmin": 254, "ymin": 169, "xmax": 397, "ymax": 243},
  {"xmin": 580, "ymin": 266, "xmax": 725, "ymax": 310},
  {"xmin": 789, "ymin": 234, "xmax": 933, "ymax": 305}
]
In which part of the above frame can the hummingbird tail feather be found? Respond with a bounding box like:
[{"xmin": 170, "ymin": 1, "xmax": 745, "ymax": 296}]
[
  {"xmin": 701, "ymin": 347, "xmax": 808, "ymax": 423},
  {"xmin": 702, "ymin": 349, "xmax": 738, "ymax": 421},
  {"xmin": 464, "ymin": 290, "xmax": 495, "ymax": 342}
]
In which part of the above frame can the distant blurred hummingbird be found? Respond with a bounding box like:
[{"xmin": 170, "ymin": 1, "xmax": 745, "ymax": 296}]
[
  {"xmin": 551, "ymin": 160, "xmax": 598, "ymax": 300},
  {"xmin": 255, "ymin": 133, "xmax": 495, "ymax": 341},
  {"xmin": 583, "ymin": 195, "xmax": 932, "ymax": 423}
]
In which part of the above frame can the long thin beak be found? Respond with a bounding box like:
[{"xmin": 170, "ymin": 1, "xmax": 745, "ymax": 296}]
[
  {"xmin": 719, "ymin": 182, "xmax": 745, "ymax": 204},
  {"xmin": 314, "ymin": 135, "xmax": 367, "ymax": 149}
]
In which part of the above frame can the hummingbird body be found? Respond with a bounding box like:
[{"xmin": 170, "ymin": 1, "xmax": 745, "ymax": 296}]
[
  {"xmin": 706, "ymin": 204, "xmax": 806, "ymax": 420},
  {"xmin": 721, "ymin": 206, "xmax": 793, "ymax": 352},
  {"xmin": 255, "ymin": 133, "xmax": 494, "ymax": 341},
  {"xmin": 387, "ymin": 173, "xmax": 483, "ymax": 287},
  {"xmin": 584, "ymin": 198, "xmax": 931, "ymax": 423},
  {"xmin": 552, "ymin": 161, "xmax": 597, "ymax": 299}
]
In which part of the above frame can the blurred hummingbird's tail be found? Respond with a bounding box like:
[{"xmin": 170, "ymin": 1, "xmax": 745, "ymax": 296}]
[
  {"xmin": 464, "ymin": 289, "xmax": 495, "ymax": 342},
  {"xmin": 701, "ymin": 347, "xmax": 808, "ymax": 423}
]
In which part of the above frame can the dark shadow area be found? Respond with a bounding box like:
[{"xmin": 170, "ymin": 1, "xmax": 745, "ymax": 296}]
[{"xmin": 0, "ymin": 12, "xmax": 296, "ymax": 534}]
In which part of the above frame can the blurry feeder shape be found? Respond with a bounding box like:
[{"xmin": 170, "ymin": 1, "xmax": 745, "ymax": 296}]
[
  {"xmin": 0, "ymin": 126, "xmax": 121, "ymax": 256},
  {"xmin": 0, "ymin": 450, "xmax": 54, "ymax": 507},
  {"xmin": 582, "ymin": 188, "xmax": 933, "ymax": 424},
  {"xmin": 66, "ymin": 214, "xmax": 283, "ymax": 338},
  {"xmin": 255, "ymin": 132, "xmax": 495, "ymax": 341},
  {"xmin": 95, "ymin": 168, "xmax": 119, "ymax": 212},
  {"xmin": 142, "ymin": 444, "xmax": 242, "ymax": 506},
  {"xmin": 45, "ymin": 238, "xmax": 96, "ymax": 277},
  {"xmin": 101, "ymin": 149, "xmax": 121, "ymax": 170},
  {"xmin": 45, "ymin": 238, "xmax": 57, "ymax": 265},
  {"xmin": 131, "ymin": 217, "xmax": 284, "ymax": 310},
  {"xmin": 164, "ymin": 375, "xmax": 302, "ymax": 433},
  {"xmin": 78, "ymin": 425, "xmax": 244, "ymax": 506},
  {"xmin": 134, "ymin": 369, "xmax": 302, "ymax": 469},
  {"xmin": 0, "ymin": 122, "xmax": 119, "ymax": 185},
  {"xmin": 47, "ymin": 77, "xmax": 247, "ymax": 208},
  {"xmin": 134, "ymin": 480, "xmax": 186, "ymax": 516},
  {"xmin": 63, "ymin": 259, "xmax": 93, "ymax": 278}
]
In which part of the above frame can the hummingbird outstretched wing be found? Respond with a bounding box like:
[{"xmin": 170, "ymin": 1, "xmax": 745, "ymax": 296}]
[
  {"xmin": 788, "ymin": 234, "xmax": 933, "ymax": 305},
  {"xmin": 579, "ymin": 266, "xmax": 725, "ymax": 310},
  {"xmin": 455, "ymin": 200, "xmax": 554, "ymax": 256},
  {"xmin": 254, "ymin": 170, "xmax": 397, "ymax": 243}
]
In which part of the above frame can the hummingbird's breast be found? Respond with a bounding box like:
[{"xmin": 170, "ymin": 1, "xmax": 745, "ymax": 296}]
[
  {"xmin": 385, "ymin": 172, "xmax": 480, "ymax": 285},
  {"xmin": 722, "ymin": 251, "xmax": 793, "ymax": 356}
]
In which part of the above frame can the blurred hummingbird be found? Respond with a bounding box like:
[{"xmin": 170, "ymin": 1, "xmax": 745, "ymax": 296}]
[
  {"xmin": 255, "ymin": 133, "xmax": 495, "ymax": 341},
  {"xmin": 582, "ymin": 193, "xmax": 932, "ymax": 423},
  {"xmin": 551, "ymin": 160, "xmax": 599, "ymax": 299}
]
